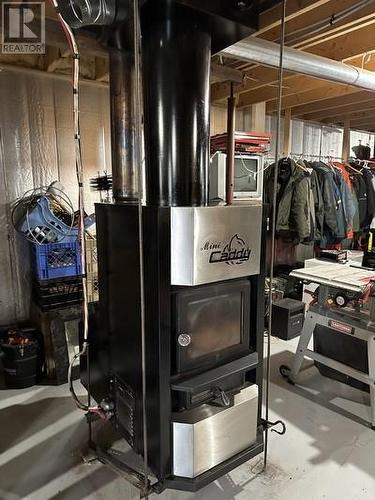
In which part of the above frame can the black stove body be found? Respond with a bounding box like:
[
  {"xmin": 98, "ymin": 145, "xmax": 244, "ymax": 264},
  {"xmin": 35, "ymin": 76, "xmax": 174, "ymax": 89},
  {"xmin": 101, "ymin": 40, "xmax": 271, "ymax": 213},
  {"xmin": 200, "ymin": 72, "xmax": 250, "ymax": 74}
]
[
  {"xmin": 93, "ymin": 203, "xmax": 266, "ymax": 489},
  {"xmin": 74, "ymin": 0, "xmax": 278, "ymax": 492}
]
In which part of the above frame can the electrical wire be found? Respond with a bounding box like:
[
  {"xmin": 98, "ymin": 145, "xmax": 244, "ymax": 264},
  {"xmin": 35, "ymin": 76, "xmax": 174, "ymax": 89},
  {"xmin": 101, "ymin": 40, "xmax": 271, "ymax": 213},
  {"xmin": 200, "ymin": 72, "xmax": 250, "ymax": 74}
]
[
  {"xmin": 11, "ymin": 185, "xmax": 75, "ymax": 244},
  {"xmin": 50, "ymin": 0, "xmax": 104, "ymax": 418},
  {"xmin": 263, "ymin": 0, "xmax": 287, "ymax": 471},
  {"xmin": 278, "ymin": 0, "xmax": 374, "ymax": 45}
]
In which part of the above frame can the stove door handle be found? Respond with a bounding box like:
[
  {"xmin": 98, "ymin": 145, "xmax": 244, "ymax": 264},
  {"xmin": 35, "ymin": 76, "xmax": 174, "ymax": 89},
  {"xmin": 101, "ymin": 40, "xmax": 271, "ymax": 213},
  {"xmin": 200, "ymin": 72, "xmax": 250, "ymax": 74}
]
[{"xmin": 211, "ymin": 386, "xmax": 231, "ymax": 407}]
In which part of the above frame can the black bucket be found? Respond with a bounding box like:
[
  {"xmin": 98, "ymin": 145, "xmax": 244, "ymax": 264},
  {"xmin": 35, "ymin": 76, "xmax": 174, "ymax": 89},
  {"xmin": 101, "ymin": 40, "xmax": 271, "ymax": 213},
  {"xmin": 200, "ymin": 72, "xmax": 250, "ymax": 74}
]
[{"xmin": 1, "ymin": 336, "xmax": 39, "ymax": 389}]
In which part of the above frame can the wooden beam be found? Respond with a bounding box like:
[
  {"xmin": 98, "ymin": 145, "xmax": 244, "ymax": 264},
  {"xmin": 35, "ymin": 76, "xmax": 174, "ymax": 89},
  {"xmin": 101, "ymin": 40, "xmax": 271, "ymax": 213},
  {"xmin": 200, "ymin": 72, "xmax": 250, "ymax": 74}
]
[
  {"xmin": 351, "ymin": 126, "xmax": 375, "ymax": 132},
  {"xmin": 302, "ymin": 99, "xmax": 375, "ymax": 122},
  {"xmin": 234, "ymin": 20, "xmax": 375, "ymax": 105},
  {"xmin": 310, "ymin": 23, "xmax": 375, "ymax": 60},
  {"xmin": 258, "ymin": 0, "xmax": 332, "ymax": 33},
  {"xmin": 332, "ymin": 109, "xmax": 375, "ymax": 125},
  {"xmin": 291, "ymin": 91, "xmax": 375, "ymax": 116},
  {"xmin": 283, "ymin": 108, "xmax": 292, "ymax": 156},
  {"xmin": 213, "ymin": 2, "xmax": 375, "ymax": 102},
  {"xmin": 0, "ymin": 61, "xmax": 108, "ymax": 88},
  {"xmin": 258, "ymin": 0, "xmax": 347, "ymax": 41},
  {"xmin": 343, "ymin": 117, "xmax": 375, "ymax": 128},
  {"xmin": 237, "ymin": 75, "xmax": 328, "ymax": 108},
  {"xmin": 266, "ymin": 84, "xmax": 358, "ymax": 113},
  {"xmin": 211, "ymin": 66, "xmax": 289, "ymax": 102},
  {"xmin": 210, "ymin": 64, "xmax": 243, "ymax": 84},
  {"xmin": 293, "ymin": 13, "xmax": 375, "ymax": 51}
]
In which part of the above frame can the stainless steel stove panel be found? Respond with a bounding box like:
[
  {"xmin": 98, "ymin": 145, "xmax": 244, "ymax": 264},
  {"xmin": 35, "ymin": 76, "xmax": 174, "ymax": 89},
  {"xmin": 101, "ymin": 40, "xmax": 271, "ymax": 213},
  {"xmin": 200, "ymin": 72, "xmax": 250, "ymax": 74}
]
[
  {"xmin": 171, "ymin": 204, "xmax": 262, "ymax": 286},
  {"xmin": 172, "ymin": 384, "xmax": 259, "ymax": 478}
]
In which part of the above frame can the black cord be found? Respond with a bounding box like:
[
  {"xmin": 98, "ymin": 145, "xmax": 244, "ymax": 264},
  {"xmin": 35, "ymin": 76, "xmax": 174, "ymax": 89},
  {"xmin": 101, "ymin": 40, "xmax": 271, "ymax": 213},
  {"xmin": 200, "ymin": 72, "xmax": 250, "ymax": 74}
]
[{"xmin": 263, "ymin": 0, "xmax": 287, "ymax": 472}]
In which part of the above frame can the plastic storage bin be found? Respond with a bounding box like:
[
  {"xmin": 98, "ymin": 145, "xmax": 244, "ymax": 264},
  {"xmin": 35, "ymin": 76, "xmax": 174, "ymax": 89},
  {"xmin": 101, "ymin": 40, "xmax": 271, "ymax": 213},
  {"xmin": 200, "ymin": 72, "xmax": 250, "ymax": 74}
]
[
  {"xmin": 32, "ymin": 241, "xmax": 82, "ymax": 281},
  {"xmin": 18, "ymin": 196, "xmax": 79, "ymax": 244}
]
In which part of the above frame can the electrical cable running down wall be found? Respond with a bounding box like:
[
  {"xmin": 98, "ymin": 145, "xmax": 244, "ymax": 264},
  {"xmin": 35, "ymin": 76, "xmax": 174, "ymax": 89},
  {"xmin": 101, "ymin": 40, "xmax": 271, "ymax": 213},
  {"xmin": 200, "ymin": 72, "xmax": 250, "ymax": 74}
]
[{"xmin": 49, "ymin": 0, "xmax": 106, "ymax": 420}]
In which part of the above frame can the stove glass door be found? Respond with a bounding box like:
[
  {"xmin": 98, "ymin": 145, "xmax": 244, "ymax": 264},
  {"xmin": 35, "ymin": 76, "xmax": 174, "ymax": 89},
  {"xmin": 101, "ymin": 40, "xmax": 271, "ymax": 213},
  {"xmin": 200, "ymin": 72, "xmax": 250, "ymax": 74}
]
[{"xmin": 175, "ymin": 279, "xmax": 250, "ymax": 373}]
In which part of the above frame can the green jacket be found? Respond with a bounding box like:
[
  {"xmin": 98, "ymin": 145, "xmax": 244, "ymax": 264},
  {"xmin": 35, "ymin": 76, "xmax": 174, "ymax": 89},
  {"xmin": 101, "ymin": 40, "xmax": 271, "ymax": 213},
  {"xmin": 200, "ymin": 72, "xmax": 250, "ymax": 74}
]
[{"xmin": 265, "ymin": 159, "xmax": 311, "ymax": 244}]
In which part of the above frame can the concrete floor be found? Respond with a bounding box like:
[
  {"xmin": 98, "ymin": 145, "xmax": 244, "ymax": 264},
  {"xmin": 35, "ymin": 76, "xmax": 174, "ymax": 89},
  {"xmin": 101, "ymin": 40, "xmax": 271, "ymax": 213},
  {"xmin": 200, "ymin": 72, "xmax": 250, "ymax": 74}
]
[{"xmin": 1, "ymin": 337, "xmax": 375, "ymax": 500}]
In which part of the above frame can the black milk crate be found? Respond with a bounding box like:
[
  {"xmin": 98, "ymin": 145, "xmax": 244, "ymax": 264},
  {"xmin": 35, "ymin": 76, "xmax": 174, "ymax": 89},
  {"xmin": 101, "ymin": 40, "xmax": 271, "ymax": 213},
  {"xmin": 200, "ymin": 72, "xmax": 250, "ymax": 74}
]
[{"xmin": 33, "ymin": 276, "xmax": 83, "ymax": 312}]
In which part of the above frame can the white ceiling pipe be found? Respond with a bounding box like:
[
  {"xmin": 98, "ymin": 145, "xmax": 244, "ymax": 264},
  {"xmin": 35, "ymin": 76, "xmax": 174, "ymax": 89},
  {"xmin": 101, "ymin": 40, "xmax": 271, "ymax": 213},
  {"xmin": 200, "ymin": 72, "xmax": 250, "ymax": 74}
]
[{"xmin": 221, "ymin": 37, "xmax": 375, "ymax": 92}]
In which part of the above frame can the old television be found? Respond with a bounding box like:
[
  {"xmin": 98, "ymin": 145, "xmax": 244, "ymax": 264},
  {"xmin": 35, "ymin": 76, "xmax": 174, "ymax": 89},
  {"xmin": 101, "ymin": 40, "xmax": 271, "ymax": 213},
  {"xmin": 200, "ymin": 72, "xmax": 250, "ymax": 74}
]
[{"xmin": 209, "ymin": 152, "xmax": 264, "ymax": 203}]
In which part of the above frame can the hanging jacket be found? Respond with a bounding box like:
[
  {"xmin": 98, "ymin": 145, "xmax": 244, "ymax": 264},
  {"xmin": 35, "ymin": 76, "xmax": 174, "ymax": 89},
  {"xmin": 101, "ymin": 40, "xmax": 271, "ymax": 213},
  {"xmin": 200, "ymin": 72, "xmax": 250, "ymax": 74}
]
[
  {"xmin": 300, "ymin": 160, "xmax": 324, "ymax": 241},
  {"xmin": 362, "ymin": 168, "xmax": 375, "ymax": 228},
  {"xmin": 332, "ymin": 169, "xmax": 354, "ymax": 241},
  {"xmin": 310, "ymin": 162, "xmax": 338, "ymax": 240},
  {"xmin": 305, "ymin": 176, "xmax": 316, "ymax": 243},
  {"xmin": 351, "ymin": 172, "xmax": 368, "ymax": 230},
  {"xmin": 333, "ymin": 163, "xmax": 359, "ymax": 239},
  {"xmin": 265, "ymin": 158, "xmax": 310, "ymax": 244},
  {"xmin": 350, "ymin": 188, "xmax": 360, "ymax": 234}
]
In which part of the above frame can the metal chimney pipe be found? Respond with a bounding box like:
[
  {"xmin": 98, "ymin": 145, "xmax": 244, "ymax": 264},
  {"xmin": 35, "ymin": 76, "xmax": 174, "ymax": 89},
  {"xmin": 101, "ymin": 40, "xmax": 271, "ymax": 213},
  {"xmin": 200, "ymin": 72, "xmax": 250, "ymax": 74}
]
[
  {"xmin": 221, "ymin": 37, "xmax": 375, "ymax": 92},
  {"xmin": 142, "ymin": 0, "xmax": 211, "ymax": 207},
  {"xmin": 109, "ymin": 17, "xmax": 138, "ymax": 203}
]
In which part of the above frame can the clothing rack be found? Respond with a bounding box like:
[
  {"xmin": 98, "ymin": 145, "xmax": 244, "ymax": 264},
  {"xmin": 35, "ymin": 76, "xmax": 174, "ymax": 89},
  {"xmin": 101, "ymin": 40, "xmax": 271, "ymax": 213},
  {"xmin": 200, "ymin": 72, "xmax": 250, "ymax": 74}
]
[
  {"xmin": 351, "ymin": 158, "xmax": 375, "ymax": 167},
  {"xmin": 265, "ymin": 153, "xmax": 344, "ymax": 162},
  {"xmin": 264, "ymin": 155, "xmax": 373, "ymax": 250}
]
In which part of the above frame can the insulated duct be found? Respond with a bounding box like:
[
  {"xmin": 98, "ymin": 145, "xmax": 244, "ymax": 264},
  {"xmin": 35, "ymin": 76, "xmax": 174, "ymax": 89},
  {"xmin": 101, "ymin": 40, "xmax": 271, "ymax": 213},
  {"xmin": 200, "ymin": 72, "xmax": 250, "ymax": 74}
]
[{"xmin": 221, "ymin": 37, "xmax": 375, "ymax": 92}]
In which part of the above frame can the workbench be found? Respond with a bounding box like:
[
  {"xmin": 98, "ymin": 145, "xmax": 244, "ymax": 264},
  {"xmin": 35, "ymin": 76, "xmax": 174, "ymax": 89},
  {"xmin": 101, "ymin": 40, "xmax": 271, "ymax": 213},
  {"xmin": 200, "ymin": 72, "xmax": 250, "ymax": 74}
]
[{"xmin": 281, "ymin": 259, "xmax": 375, "ymax": 429}]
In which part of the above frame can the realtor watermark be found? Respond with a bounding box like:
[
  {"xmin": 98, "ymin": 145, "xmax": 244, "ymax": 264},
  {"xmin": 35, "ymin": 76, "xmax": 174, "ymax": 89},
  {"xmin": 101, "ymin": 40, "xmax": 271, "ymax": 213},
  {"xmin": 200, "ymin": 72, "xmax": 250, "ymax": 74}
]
[{"xmin": 1, "ymin": 2, "xmax": 45, "ymax": 54}]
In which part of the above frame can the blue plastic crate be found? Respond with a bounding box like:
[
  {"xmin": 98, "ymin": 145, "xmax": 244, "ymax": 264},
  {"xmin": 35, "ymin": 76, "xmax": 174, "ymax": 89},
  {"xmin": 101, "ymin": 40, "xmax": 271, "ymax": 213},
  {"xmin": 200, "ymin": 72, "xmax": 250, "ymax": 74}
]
[
  {"xmin": 18, "ymin": 196, "xmax": 79, "ymax": 244},
  {"xmin": 31, "ymin": 241, "xmax": 82, "ymax": 281}
]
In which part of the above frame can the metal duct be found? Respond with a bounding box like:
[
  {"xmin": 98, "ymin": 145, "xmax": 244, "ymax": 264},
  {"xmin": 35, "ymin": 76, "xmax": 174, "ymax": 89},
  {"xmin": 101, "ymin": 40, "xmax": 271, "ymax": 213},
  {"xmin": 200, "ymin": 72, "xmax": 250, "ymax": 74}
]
[
  {"xmin": 221, "ymin": 37, "xmax": 375, "ymax": 92},
  {"xmin": 56, "ymin": 0, "xmax": 117, "ymax": 27}
]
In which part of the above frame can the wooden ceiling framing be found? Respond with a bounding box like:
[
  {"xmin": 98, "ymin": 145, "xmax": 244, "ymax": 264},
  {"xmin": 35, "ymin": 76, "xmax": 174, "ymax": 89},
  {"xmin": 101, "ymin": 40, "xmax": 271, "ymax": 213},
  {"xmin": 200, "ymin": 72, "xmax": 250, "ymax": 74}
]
[
  {"xmin": 212, "ymin": 0, "xmax": 375, "ymax": 132},
  {"xmin": 0, "ymin": 0, "xmax": 374, "ymax": 131}
]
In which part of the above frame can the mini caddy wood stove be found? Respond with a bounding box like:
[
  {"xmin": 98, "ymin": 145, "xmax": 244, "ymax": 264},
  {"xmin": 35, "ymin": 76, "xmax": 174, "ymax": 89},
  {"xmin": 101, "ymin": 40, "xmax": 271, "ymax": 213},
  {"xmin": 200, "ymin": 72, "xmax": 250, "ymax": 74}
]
[{"xmin": 69, "ymin": 0, "xmax": 276, "ymax": 492}]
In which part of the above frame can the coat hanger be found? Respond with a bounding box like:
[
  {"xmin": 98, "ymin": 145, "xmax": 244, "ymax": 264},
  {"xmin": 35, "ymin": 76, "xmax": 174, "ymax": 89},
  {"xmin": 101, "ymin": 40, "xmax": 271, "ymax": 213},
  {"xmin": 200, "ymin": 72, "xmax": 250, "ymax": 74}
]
[
  {"xmin": 295, "ymin": 158, "xmax": 309, "ymax": 173},
  {"xmin": 345, "ymin": 161, "xmax": 363, "ymax": 175}
]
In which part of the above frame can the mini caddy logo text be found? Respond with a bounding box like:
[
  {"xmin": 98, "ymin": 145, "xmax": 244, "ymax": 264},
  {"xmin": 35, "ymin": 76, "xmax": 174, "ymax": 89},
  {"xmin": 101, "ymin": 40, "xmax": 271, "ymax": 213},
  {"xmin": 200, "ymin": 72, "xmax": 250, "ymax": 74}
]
[
  {"xmin": 2, "ymin": 2, "xmax": 45, "ymax": 54},
  {"xmin": 201, "ymin": 234, "xmax": 251, "ymax": 266}
]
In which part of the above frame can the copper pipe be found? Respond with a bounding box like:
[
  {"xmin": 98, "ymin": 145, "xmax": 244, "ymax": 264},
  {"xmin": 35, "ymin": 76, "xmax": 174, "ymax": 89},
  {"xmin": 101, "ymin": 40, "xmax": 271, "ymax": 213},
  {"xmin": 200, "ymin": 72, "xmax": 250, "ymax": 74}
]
[{"xmin": 226, "ymin": 83, "xmax": 236, "ymax": 205}]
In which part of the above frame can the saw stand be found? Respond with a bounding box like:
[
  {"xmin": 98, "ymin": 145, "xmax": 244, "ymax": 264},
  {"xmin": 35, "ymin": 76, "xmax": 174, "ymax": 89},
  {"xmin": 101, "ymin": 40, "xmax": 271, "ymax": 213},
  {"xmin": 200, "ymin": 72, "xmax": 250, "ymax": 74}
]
[{"xmin": 280, "ymin": 262, "xmax": 375, "ymax": 429}]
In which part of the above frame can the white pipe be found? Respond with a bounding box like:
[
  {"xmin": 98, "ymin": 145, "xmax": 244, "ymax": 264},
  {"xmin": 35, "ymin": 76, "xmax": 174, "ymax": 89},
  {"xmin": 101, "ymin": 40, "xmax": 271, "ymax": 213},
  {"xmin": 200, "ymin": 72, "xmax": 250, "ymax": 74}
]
[{"xmin": 221, "ymin": 37, "xmax": 375, "ymax": 92}]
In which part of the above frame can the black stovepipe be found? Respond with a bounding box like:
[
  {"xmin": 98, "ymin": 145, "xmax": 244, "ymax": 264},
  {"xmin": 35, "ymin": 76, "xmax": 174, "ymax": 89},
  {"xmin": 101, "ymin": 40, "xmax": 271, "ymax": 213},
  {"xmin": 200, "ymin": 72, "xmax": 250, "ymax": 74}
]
[{"xmin": 141, "ymin": 0, "xmax": 211, "ymax": 207}]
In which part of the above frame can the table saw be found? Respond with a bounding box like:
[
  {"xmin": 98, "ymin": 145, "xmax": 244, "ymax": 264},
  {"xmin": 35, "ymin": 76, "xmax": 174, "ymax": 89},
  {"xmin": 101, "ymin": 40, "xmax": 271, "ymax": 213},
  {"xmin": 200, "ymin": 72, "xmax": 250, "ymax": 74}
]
[{"xmin": 281, "ymin": 259, "xmax": 375, "ymax": 429}]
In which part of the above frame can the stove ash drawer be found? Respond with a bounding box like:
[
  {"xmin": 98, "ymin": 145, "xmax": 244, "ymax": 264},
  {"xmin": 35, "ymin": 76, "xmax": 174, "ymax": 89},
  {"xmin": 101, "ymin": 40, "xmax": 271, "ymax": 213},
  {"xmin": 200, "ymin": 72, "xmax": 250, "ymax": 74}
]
[{"xmin": 172, "ymin": 384, "xmax": 258, "ymax": 478}]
